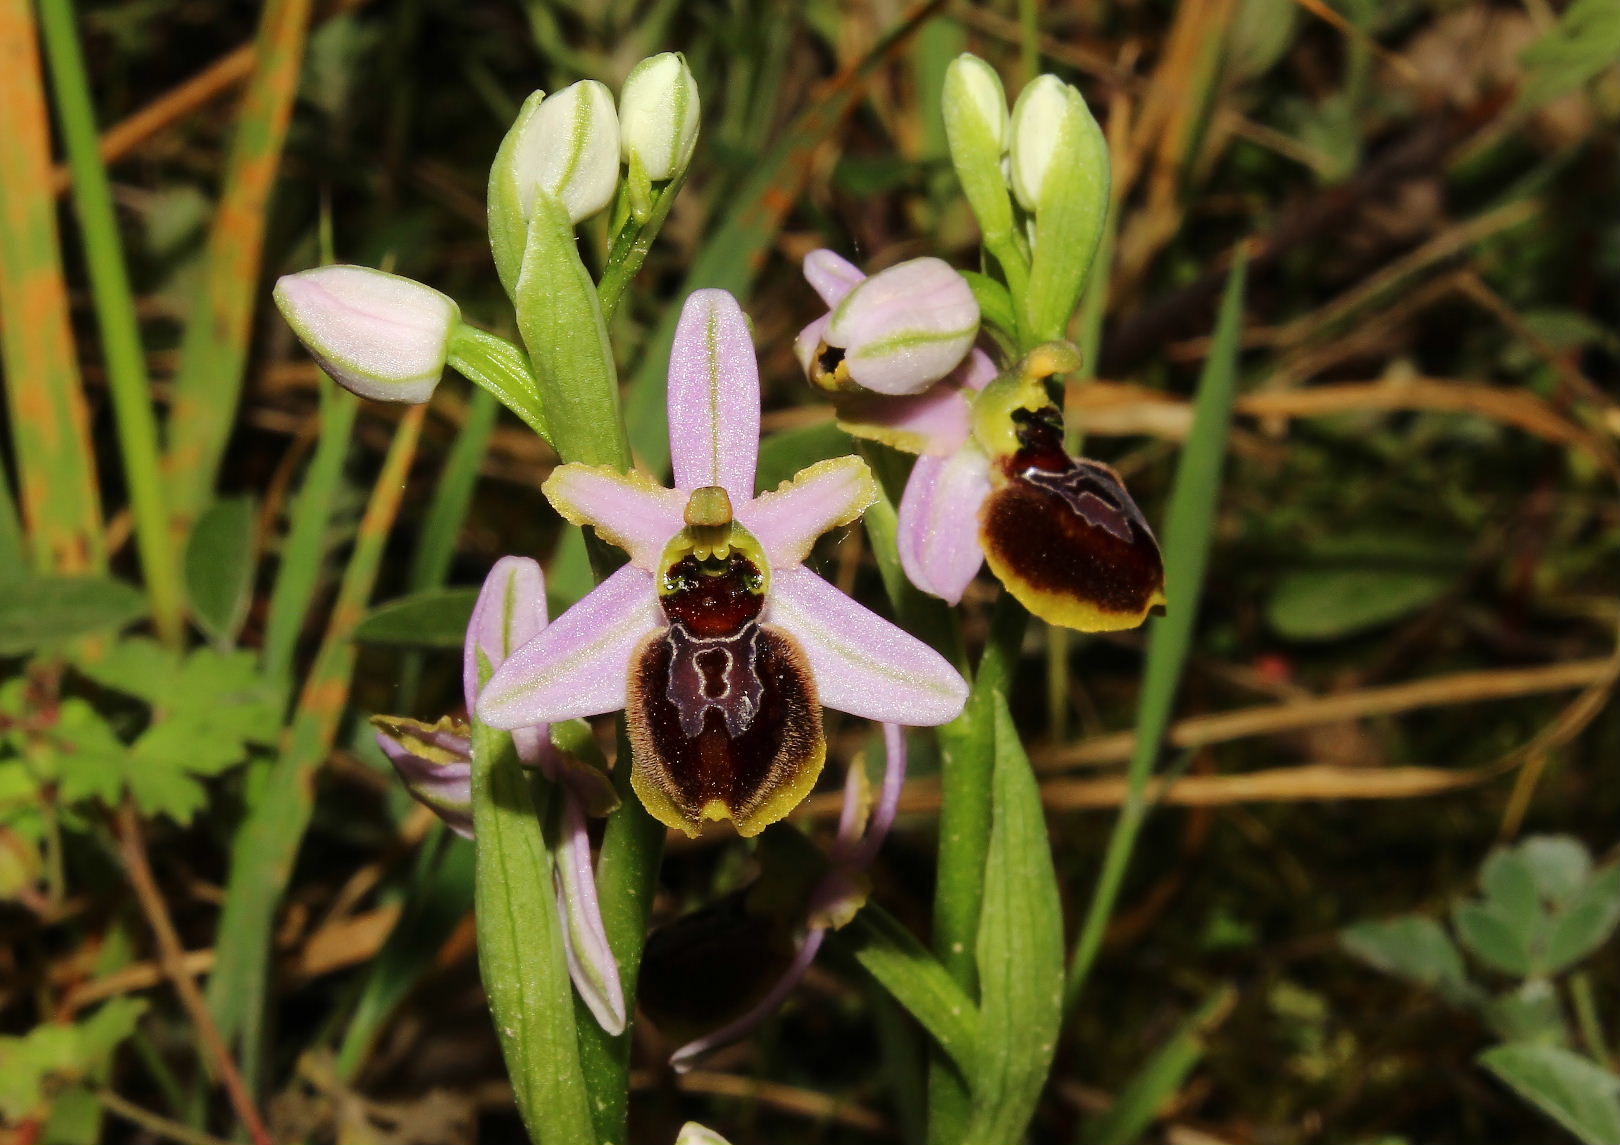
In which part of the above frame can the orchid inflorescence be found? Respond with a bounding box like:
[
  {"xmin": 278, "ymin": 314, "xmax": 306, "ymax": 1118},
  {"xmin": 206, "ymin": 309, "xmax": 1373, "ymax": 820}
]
[{"xmin": 273, "ymin": 43, "xmax": 1164, "ymax": 1138}]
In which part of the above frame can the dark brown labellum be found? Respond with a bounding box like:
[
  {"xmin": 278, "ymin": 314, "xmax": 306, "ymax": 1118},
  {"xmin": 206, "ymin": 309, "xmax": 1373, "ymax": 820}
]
[
  {"xmin": 980, "ymin": 406, "xmax": 1167, "ymax": 631},
  {"xmin": 630, "ymin": 552, "xmax": 825, "ymax": 837}
]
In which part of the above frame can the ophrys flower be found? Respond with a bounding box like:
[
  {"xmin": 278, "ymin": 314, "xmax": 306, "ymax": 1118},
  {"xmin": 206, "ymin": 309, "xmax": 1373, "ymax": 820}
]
[{"xmin": 478, "ymin": 289, "xmax": 967, "ymax": 837}]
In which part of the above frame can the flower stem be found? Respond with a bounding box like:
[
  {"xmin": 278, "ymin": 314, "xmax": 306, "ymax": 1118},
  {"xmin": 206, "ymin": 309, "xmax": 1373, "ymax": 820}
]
[
  {"xmin": 446, "ymin": 324, "xmax": 551, "ymax": 445},
  {"xmin": 597, "ymin": 165, "xmax": 692, "ymax": 327}
]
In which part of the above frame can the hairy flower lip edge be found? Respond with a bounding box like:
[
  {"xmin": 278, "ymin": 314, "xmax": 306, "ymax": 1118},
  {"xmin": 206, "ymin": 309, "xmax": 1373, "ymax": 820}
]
[{"xmin": 477, "ymin": 289, "xmax": 968, "ymax": 839}]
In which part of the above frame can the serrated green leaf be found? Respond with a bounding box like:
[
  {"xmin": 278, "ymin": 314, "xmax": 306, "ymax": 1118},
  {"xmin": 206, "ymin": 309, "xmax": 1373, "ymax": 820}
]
[
  {"xmin": 1519, "ymin": 836, "xmax": 1593, "ymax": 906},
  {"xmin": 170, "ymin": 647, "xmax": 282, "ymax": 746},
  {"xmin": 353, "ymin": 587, "xmax": 480, "ymax": 649},
  {"xmin": 1544, "ymin": 867, "xmax": 1620, "ymax": 975},
  {"xmin": 1340, "ymin": 915, "xmax": 1474, "ymax": 1003},
  {"xmin": 73, "ymin": 637, "xmax": 181, "ymax": 704},
  {"xmin": 185, "ymin": 494, "xmax": 258, "ymax": 647},
  {"xmin": 0, "ymin": 577, "xmax": 147, "ymax": 656},
  {"xmin": 0, "ymin": 999, "xmax": 145, "ymax": 1122},
  {"xmin": 961, "ymin": 693, "xmax": 1064, "ymax": 1145},
  {"xmin": 1479, "ymin": 1042, "xmax": 1620, "ymax": 1145},
  {"xmin": 1455, "ymin": 901, "xmax": 1535, "ymax": 977}
]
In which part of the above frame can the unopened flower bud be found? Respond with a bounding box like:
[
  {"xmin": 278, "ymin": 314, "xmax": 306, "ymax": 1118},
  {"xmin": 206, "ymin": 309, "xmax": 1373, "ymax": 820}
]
[
  {"xmin": 488, "ymin": 82, "xmax": 621, "ymax": 293},
  {"xmin": 676, "ymin": 1126, "xmax": 733, "ymax": 1145},
  {"xmin": 943, "ymin": 53, "xmax": 1015, "ymax": 244},
  {"xmin": 620, "ymin": 52, "xmax": 700, "ymax": 220},
  {"xmin": 1010, "ymin": 76, "xmax": 1110, "ymax": 341},
  {"xmin": 274, "ymin": 266, "xmax": 458, "ymax": 403},
  {"xmin": 803, "ymin": 257, "xmax": 980, "ymax": 396}
]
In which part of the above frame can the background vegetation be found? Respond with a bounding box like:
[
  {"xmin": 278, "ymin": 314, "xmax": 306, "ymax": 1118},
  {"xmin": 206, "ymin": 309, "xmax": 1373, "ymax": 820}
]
[{"xmin": 0, "ymin": 0, "xmax": 1614, "ymax": 1142}]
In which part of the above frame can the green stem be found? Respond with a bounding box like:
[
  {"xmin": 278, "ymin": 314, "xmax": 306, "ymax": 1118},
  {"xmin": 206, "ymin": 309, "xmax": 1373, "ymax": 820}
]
[
  {"xmin": 597, "ymin": 165, "xmax": 692, "ymax": 327},
  {"xmin": 446, "ymin": 325, "xmax": 551, "ymax": 445},
  {"xmin": 928, "ymin": 594, "xmax": 1026, "ymax": 1140},
  {"xmin": 1569, "ymin": 972, "xmax": 1614, "ymax": 1070},
  {"xmin": 1017, "ymin": 0, "xmax": 1040, "ymax": 85},
  {"xmin": 37, "ymin": 0, "xmax": 184, "ymax": 647}
]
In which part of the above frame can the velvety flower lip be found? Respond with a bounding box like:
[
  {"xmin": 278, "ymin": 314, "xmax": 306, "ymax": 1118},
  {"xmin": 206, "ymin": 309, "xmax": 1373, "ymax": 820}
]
[
  {"xmin": 839, "ymin": 341, "xmax": 1167, "ymax": 627},
  {"xmin": 794, "ymin": 252, "xmax": 979, "ymax": 396},
  {"xmin": 478, "ymin": 288, "xmax": 967, "ymax": 837}
]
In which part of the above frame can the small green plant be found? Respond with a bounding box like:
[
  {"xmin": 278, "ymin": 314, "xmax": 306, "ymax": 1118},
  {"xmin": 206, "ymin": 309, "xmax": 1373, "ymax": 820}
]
[{"xmin": 1342, "ymin": 835, "xmax": 1620, "ymax": 1144}]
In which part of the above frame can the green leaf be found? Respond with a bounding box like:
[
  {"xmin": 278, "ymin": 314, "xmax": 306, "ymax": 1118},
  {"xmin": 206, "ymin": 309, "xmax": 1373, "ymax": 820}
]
[
  {"xmin": 73, "ymin": 637, "xmax": 180, "ymax": 704},
  {"xmin": 1544, "ymin": 867, "xmax": 1620, "ymax": 975},
  {"xmin": 1266, "ymin": 535, "xmax": 1460, "ymax": 641},
  {"xmin": 470, "ymin": 718, "xmax": 596, "ymax": 1142},
  {"xmin": 1516, "ymin": 0, "xmax": 1620, "ymax": 112},
  {"xmin": 1481, "ymin": 846, "xmax": 1545, "ymax": 935},
  {"xmin": 185, "ymin": 494, "xmax": 257, "ymax": 647},
  {"xmin": 832, "ymin": 901, "xmax": 981, "ymax": 1076},
  {"xmin": 1520, "ymin": 836, "xmax": 1594, "ymax": 906},
  {"xmin": 353, "ymin": 587, "xmax": 480, "ymax": 649},
  {"xmin": 1478, "ymin": 1043, "xmax": 1620, "ymax": 1145},
  {"xmin": 0, "ymin": 999, "xmax": 145, "ymax": 1122},
  {"xmin": 1455, "ymin": 901, "xmax": 1535, "ymax": 977},
  {"xmin": 961, "ymin": 693, "xmax": 1065, "ymax": 1145},
  {"xmin": 1340, "ymin": 915, "xmax": 1474, "ymax": 1004},
  {"xmin": 0, "ymin": 577, "xmax": 146, "ymax": 656}
]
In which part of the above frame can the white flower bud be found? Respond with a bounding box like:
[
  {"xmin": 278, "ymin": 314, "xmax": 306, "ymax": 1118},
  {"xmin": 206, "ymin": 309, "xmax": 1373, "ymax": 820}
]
[
  {"xmin": 510, "ymin": 80, "xmax": 622, "ymax": 224},
  {"xmin": 943, "ymin": 53, "xmax": 1008, "ymax": 155},
  {"xmin": 943, "ymin": 53, "xmax": 1014, "ymax": 244},
  {"xmin": 1009, "ymin": 75, "xmax": 1077, "ymax": 213},
  {"xmin": 488, "ymin": 82, "xmax": 622, "ymax": 294},
  {"xmin": 620, "ymin": 52, "xmax": 700, "ymax": 183},
  {"xmin": 273, "ymin": 266, "xmax": 459, "ymax": 403}
]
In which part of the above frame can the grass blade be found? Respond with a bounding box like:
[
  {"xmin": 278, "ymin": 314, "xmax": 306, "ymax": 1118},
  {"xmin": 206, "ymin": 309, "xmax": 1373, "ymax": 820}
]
[
  {"xmin": 261, "ymin": 383, "xmax": 360, "ymax": 682},
  {"xmin": 205, "ymin": 405, "xmax": 425, "ymax": 1081},
  {"xmin": 0, "ymin": 0, "xmax": 104, "ymax": 575},
  {"xmin": 1064, "ymin": 253, "xmax": 1248, "ymax": 1014},
  {"xmin": 37, "ymin": 0, "xmax": 182, "ymax": 642},
  {"xmin": 164, "ymin": 0, "xmax": 314, "ymax": 530}
]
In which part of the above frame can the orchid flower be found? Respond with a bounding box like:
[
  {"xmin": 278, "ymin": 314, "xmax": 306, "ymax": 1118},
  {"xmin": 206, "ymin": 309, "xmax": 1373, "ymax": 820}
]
[
  {"xmin": 478, "ymin": 289, "xmax": 967, "ymax": 837},
  {"xmin": 372, "ymin": 556, "xmax": 626, "ymax": 1034},
  {"xmin": 802, "ymin": 250, "xmax": 1168, "ymax": 631}
]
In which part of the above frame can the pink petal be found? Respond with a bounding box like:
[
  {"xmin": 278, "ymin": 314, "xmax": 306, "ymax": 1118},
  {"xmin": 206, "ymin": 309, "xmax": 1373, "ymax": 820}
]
[
  {"xmin": 477, "ymin": 564, "xmax": 660, "ymax": 728},
  {"xmin": 766, "ymin": 566, "xmax": 968, "ymax": 725},
  {"xmin": 737, "ymin": 456, "xmax": 877, "ymax": 567},
  {"xmin": 668, "ymin": 289, "xmax": 760, "ymax": 500},
  {"xmin": 957, "ymin": 347, "xmax": 998, "ymax": 391},
  {"xmin": 464, "ymin": 556, "xmax": 548, "ymax": 714},
  {"xmin": 793, "ymin": 313, "xmax": 831, "ymax": 377},
  {"xmin": 898, "ymin": 448, "xmax": 991, "ymax": 605},
  {"xmin": 543, "ymin": 464, "xmax": 685, "ymax": 570},
  {"xmin": 839, "ymin": 384, "xmax": 974, "ymax": 457},
  {"xmin": 375, "ymin": 728, "xmax": 474, "ymax": 840},
  {"xmin": 554, "ymin": 792, "xmax": 627, "ymax": 1034},
  {"xmin": 803, "ymin": 249, "xmax": 865, "ymax": 308}
]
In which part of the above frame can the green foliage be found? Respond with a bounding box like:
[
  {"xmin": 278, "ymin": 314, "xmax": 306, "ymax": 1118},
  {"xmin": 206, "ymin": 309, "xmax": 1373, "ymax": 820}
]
[
  {"xmin": 1515, "ymin": 0, "xmax": 1620, "ymax": 112},
  {"xmin": 1478, "ymin": 1044, "xmax": 1620, "ymax": 1145},
  {"xmin": 23, "ymin": 639, "xmax": 282, "ymax": 823},
  {"xmin": 1345, "ymin": 836, "xmax": 1620, "ymax": 1141},
  {"xmin": 0, "ymin": 577, "xmax": 146, "ymax": 655},
  {"xmin": 1265, "ymin": 534, "xmax": 1460, "ymax": 641},
  {"xmin": 0, "ymin": 999, "xmax": 145, "ymax": 1122},
  {"xmin": 353, "ymin": 587, "xmax": 480, "ymax": 649},
  {"xmin": 1340, "ymin": 915, "xmax": 1476, "ymax": 1005},
  {"xmin": 185, "ymin": 495, "xmax": 258, "ymax": 647}
]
